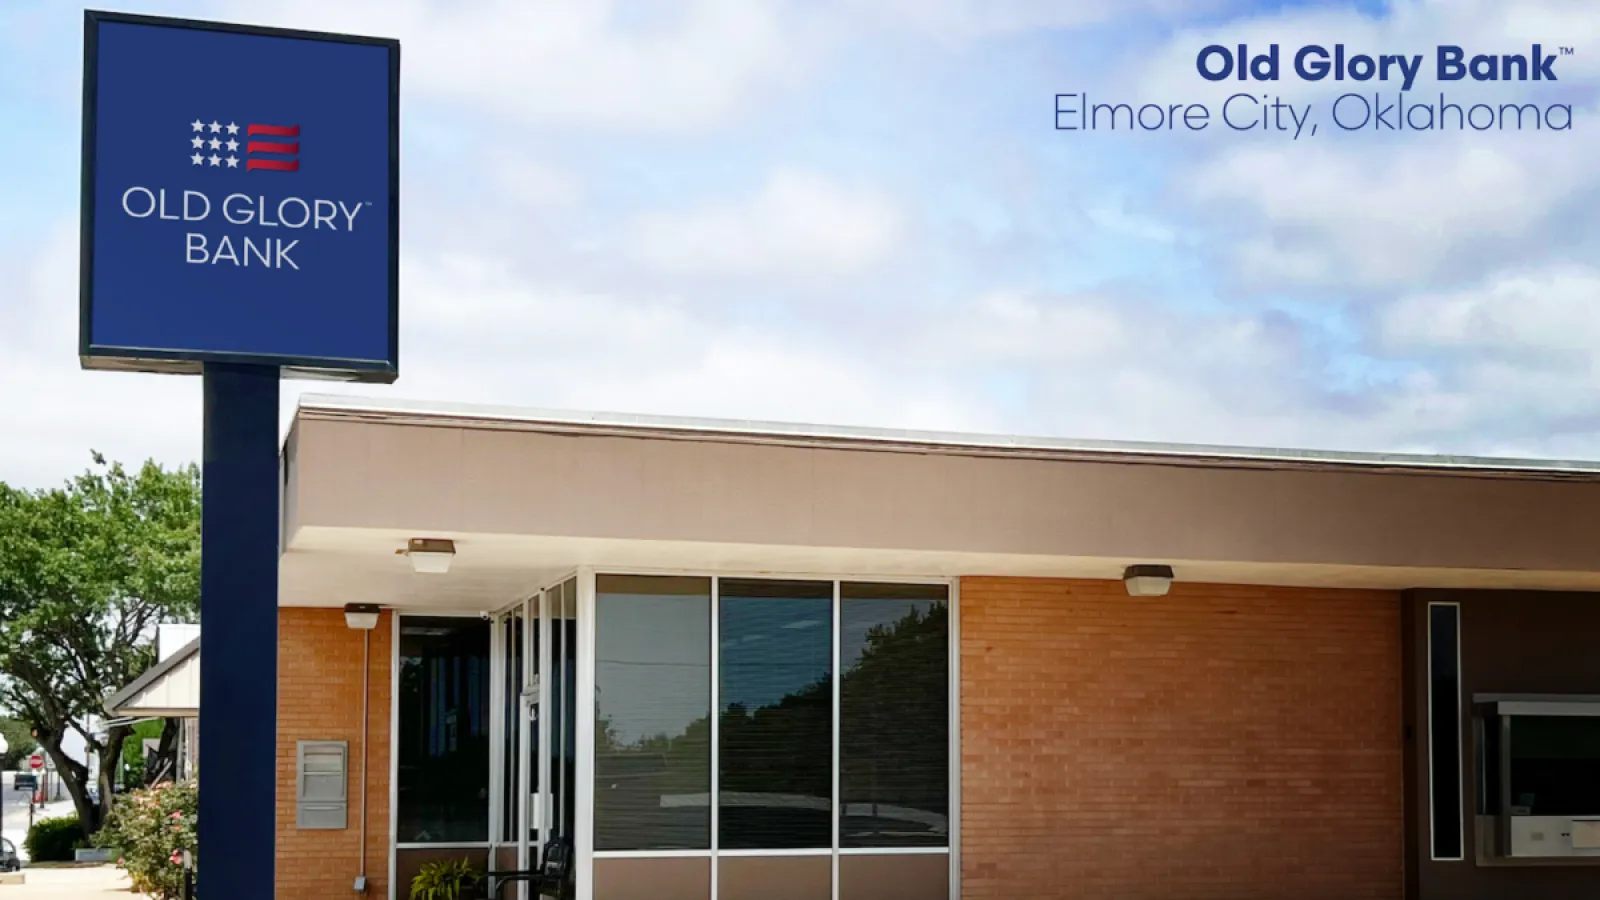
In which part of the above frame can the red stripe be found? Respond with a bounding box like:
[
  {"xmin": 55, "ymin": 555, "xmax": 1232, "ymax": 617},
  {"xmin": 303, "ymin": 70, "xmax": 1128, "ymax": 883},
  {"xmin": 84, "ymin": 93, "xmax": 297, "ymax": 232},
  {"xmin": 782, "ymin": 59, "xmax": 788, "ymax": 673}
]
[
  {"xmin": 247, "ymin": 124, "xmax": 300, "ymax": 137},
  {"xmin": 247, "ymin": 141, "xmax": 300, "ymax": 155},
  {"xmin": 247, "ymin": 158, "xmax": 300, "ymax": 172}
]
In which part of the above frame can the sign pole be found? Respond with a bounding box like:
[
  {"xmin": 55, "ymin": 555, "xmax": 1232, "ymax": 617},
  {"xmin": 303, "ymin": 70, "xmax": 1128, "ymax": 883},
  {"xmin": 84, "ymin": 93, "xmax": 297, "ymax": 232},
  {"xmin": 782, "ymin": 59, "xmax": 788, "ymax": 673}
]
[
  {"xmin": 198, "ymin": 362, "xmax": 280, "ymax": 898},
  {"xmin": 81, "ymin": 14, "xmax": 398, "ymax": 892}
]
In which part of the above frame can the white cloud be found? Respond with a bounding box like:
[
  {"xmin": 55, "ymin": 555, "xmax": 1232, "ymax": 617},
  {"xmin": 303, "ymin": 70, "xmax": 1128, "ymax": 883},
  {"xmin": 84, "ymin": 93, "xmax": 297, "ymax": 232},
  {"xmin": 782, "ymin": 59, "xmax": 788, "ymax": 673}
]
[
  {"xmin": 482, "ymin": 155, "xmax": 585, "ymax": 210},
  {"xmin": 1185, "ymin": 137, "xmax": 1592, "ymax": 288},
  {"xmin": 628, "ymin": 169, "xmax": 904, "ymax": 278},
  {"xmin": 0, "ymin": 225, "xmax": 202, "ymax": 491},
  {"xmin": 1140, "ymin": 0, "xmax": 1600, "ymax": 290},
  {"xmin": 1137, "ymin": 0, "xmax": 1600, "ymax": 103},
  {"xmin": 14, "ymin": 0, "xmax": 1600, "ymax": 495},
  {"xmin": 224, "ymin": 0, "xmax": 1232, "ymax": 133},
  {"xmin": 221, "ymin": 0, "xmax": 815, "ymax": 132},
  {"xmin": 831, "ymin": 0, "xmax": 1225, "ymax": 42},
  {"xmin": 1382, "ymin": 265, "xmax": 1600, "ymax": 360},
  {"xmin": 357, "ymin": 249, "xmax": 993, "ymax": 432}
]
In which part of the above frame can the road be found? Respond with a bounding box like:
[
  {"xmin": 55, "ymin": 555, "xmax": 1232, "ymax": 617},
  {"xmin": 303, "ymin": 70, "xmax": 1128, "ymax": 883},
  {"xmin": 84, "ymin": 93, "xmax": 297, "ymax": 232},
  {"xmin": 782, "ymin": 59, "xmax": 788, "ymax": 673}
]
[{"xmin": 0, "ymin": 773, "xmax": 76, "ymax": 863}]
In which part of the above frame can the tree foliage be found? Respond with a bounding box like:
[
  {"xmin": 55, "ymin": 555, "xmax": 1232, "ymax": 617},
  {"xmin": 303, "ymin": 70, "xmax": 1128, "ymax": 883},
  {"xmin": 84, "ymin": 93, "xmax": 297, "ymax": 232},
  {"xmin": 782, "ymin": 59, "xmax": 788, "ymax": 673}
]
[
  {"xmin": 0, "ymin": 717, "xmax": 37, "ymax": 770},
  {"xmin": 120, "ymin": 718, "xmax": 166, "ymax": 788},
  {"xmin": 0, "ymin": 454, "xmax": 200, "ymax": 832}
]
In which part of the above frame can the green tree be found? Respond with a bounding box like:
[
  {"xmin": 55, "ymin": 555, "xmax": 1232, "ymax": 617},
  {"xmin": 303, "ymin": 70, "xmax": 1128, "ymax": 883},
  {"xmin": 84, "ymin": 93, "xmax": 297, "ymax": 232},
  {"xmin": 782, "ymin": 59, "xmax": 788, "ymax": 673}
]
[
  {"xmin": 0, "ymin": 454, "xmax": 200, "ymax": 832},
  {"xmin": 0, "ymin": 717, "xmax": 37, "ymax": 770},
  {"xmin": 119, "ymin": 718, "xmax": 166, "ymax": 788}
]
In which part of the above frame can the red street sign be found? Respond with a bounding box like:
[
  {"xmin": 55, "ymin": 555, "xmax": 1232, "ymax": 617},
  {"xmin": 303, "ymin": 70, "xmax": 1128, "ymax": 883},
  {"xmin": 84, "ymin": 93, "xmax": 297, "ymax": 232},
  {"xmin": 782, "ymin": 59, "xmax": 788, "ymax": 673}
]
[{"xmin": 28, "ymin": 755, "xmax": 43, "ymax": 770}]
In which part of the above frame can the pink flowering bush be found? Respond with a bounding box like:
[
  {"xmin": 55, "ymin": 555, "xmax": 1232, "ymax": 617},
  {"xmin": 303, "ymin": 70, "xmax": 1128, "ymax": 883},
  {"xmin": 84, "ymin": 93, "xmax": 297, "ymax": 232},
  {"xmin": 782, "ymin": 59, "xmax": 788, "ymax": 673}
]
[{"xmin": 98, "ymin": 781, "xmax": 198, "ymax": 900}]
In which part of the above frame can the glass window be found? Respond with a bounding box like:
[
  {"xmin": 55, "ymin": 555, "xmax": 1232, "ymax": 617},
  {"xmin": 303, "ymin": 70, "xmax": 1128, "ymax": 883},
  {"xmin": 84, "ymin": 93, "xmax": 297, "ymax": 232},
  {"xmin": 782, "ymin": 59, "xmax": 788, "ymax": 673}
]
[
  {"xmin": 397, "ymin": 616, "xmax": 492, "ymax": 843},
  {"xmin": 557, "ymin": 578, "xmax": 579, "ymax": 842},
  {"xmin": 1428, "ymin": 603, "xmax": 1463, "ymax": 860},
  {"xmin": 719, "ymin": 578, "xmax": 834, "ymax": 850},
  {"xmin": 1506, "ymin": 715, "xmax": 1600, "ymax": 816},
  {"xmin": 1475, "ymin": 713, "xmax": 1500, "ymax": 816},
  {"xmin": 500, "ymin": 611, "xmax": 523, "ymax": 842},
  {"xmin": 595, "ymin": 576, "xmax": 712, "ymax": 851},
  {"xmin": 839, "ymin": 583, "xmax": 949, "ymax": 848}
]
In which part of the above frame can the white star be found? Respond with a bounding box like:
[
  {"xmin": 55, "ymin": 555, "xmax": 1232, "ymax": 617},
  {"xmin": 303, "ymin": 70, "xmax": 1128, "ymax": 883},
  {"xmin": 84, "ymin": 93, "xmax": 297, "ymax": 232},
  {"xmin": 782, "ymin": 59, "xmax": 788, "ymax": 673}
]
[
  {"xmin": 225, "ymin": 139, "xmax": 239, "ymax": 152},
  {"xmin": 191, "ymin": 119, "xmax": 204, "ymax": 132},
  {"xmin": 191, "ymin": 153, "xmax": 204, "ymax": 166},
  {"xmin": 208, "ymin": 154, "xmax": 221, "ymax": 166},
  {"xmin": 208, "ymin": 121, "xmax": 221, "ymax": 133},
  {"xmin": 226, "ymin": 156, "xmax": 239, "ymax": 168},
  {"xmin": 190, "ymin": 136, "xmax": 204, "ymax": 149},
  {"xmin": 208, "ymin": 138, "xmax": 221, "ymax": 150},
  {"xmin": 226, "ymin": 122, "xmax": 240, "ymax": 135}
]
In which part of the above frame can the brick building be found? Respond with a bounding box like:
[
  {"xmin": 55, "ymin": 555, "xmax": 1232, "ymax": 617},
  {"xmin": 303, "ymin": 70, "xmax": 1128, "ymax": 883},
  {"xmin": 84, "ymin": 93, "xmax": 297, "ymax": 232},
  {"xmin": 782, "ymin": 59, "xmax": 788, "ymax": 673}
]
[{"xmin": 274, "ymin": 395, "xmax": 1600, "ymax": 900}]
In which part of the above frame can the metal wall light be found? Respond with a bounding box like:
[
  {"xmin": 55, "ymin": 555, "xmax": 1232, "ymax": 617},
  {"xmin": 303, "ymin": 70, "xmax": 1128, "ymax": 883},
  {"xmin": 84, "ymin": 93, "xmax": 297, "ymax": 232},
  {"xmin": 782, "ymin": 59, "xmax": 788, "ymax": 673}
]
[
  {"xmin": 401, "ymin": 537, "xmax": 456, "ymax": 574},
  {"xmin": 343, "ymin": 603, "xmax": 381, "ymax": 630},
  {"xmin": 1123, "ymin": 564, "xmax": 1175, "ymax": 597}
]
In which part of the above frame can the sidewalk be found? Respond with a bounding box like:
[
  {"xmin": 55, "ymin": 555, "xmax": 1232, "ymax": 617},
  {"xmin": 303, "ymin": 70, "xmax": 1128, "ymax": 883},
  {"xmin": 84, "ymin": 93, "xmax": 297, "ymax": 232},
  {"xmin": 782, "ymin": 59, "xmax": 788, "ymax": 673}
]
[{"xmin": 0, "ymin": 865, "xmax": 135, "ymax": 896}]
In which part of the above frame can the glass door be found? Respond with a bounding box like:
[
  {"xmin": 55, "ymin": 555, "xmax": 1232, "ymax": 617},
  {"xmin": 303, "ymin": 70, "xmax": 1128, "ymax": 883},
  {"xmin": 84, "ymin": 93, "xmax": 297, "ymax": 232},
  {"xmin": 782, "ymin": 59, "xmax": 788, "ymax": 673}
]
[
  {"xmin": 527, "ymin": 576, "xmax": 579, "ymax": 898},
  {"xmin": 491, "ymin": 603, "xmax": 528, "ymax": 878}
]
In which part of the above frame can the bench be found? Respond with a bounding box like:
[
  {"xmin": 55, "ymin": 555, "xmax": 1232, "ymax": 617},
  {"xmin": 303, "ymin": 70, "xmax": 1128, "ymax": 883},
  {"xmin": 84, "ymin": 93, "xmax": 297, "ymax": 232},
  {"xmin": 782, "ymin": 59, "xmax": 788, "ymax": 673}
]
[{"xmin": 484, "ymin": 838, "xmax": 571, "ymax": 899}]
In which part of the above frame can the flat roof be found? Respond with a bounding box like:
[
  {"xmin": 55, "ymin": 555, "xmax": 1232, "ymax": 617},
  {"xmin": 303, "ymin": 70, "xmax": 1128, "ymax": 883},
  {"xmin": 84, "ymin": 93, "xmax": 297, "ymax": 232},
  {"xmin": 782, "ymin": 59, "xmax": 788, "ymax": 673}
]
[{"xmin": 295, "ymin": 393, "xmax": 1600, "ymax": 482}]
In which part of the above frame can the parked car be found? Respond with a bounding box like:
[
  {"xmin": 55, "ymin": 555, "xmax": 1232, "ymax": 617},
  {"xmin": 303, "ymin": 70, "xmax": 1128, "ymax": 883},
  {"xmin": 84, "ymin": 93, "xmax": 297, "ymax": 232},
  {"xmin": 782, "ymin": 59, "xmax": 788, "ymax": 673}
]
[{"xmin": 0, "ymin": 837, "xmax": 20, "ymax": 873}]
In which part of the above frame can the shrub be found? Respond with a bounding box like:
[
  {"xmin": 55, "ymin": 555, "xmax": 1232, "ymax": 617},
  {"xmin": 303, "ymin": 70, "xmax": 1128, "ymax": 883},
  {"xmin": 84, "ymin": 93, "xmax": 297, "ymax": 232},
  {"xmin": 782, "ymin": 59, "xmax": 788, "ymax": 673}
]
[
  {"xmin": 98, "ymin": 781, "xmax": 197, "ymax": 900},
  {"xmin": 24, "ymin": 815, "xmax": 87, "ymax": 862},
  {"xmin": 410, "ymin": 857, "xmax": 481, "ymax": 900}
]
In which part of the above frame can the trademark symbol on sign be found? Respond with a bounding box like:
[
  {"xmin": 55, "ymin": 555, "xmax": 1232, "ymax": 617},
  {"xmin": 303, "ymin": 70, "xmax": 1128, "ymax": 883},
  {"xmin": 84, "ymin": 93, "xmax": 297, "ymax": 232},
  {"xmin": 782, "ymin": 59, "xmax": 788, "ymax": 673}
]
[{"xmin": 1560, "ymin": 47, "xmax": 1575, "ymax": 56}]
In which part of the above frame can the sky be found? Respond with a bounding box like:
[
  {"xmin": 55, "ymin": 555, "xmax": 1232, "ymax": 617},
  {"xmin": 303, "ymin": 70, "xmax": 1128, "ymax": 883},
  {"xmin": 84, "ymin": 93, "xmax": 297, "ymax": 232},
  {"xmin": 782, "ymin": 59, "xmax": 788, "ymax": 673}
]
[{"xmin": 2, "ymin": 0, "xmax": 1598, "ymax": 489}]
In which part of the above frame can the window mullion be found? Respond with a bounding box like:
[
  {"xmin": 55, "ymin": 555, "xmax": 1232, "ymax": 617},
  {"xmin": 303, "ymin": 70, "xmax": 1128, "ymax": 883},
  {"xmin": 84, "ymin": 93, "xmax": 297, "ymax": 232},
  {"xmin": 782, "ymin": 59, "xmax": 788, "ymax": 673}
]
[{"xmin": 831, "ymin": 579, "xmax": 842, "ymax": 900}]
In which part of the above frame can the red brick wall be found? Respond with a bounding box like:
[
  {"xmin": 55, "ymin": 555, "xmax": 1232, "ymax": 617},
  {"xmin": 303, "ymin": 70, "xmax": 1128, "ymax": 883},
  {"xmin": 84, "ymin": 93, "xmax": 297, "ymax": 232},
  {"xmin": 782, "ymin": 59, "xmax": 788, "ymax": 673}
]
[
  {"xmin": 277, "ymin": 608, "xmax": 392, "ymax": 900},
  {"xmin": 960, "ymin": 577, "xmax": 1402, "ymax": 900}
]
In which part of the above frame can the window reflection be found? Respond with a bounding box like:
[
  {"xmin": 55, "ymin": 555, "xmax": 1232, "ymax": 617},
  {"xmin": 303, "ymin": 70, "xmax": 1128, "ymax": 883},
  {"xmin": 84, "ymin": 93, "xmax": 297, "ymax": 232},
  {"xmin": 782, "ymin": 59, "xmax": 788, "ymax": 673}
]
[
  {"xmin": 397, "ymin": 616, "xmax": 492, "ymax": 843},
  {"xmin": 1508, "ymin": 715, "xmax": 1600, "ymax": 816},
  {"xmin": 595, "ymin": 576, "xmax": 712, "ymax": 850},
  {"xmin": 501, "ymin": 612, "xmax": 522, "ymax": 842},
  {"xmin": 719, "ymin": 579, "xmax": 834, "ymax": 850},
  {"xmin": 839, "ymin": 583, "xmax": 949, "ymax": 848}
]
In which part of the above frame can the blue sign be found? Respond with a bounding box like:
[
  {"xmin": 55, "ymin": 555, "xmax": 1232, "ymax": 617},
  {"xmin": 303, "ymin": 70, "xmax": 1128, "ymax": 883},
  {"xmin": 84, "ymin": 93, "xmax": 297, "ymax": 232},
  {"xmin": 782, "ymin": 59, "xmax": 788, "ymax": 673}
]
[{"xmin": 81, "ymin": 12, "xmax": 399, "ymax": 381}]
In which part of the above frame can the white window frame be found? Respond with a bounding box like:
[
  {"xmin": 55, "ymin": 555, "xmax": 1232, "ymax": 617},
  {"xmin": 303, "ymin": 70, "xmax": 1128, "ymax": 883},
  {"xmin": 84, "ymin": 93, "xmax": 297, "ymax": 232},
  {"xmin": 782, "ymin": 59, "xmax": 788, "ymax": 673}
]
[
  {"xmin": 387, "ymin": 609, "xmax": 500, "ymax": 896},
  {"xmin": 578, "ymin": 568, "xmax": 961, "ymax": 900}
]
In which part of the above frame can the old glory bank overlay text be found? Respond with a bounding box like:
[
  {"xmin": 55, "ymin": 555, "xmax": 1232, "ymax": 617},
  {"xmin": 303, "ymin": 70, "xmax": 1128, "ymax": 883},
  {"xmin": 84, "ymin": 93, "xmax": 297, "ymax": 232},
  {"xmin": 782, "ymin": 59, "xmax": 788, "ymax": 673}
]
[{"xmin": 1056, "ymin": 43, "xmax": 1575, "ymax": 139}]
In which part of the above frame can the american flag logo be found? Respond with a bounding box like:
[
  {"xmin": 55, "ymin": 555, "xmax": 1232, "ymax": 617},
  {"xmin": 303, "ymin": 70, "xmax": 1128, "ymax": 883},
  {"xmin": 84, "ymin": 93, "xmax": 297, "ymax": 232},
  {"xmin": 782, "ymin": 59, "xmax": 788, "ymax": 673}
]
[{"xmin": 187, "ymin": 119, "xmax": 300, "ymax": 172}]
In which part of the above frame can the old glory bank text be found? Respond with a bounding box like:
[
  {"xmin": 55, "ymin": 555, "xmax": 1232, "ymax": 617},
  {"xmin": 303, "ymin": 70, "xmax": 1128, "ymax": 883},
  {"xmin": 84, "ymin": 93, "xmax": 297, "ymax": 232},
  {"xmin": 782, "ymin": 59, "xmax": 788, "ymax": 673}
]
[
  {"xmin": 1057, "ymin": 43, "xmax": 1574, "ymax": 139},
  {"xmin": 119, "ymin": 186, "xmax": 371, "ymax": 269}
]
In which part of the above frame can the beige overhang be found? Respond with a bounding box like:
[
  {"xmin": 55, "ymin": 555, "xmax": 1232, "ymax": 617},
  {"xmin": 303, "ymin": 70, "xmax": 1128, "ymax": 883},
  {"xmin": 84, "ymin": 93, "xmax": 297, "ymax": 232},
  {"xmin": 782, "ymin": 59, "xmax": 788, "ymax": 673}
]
[{"xmin": 278, "ymin": 395, "xmax": 1600, "ymax": 608}]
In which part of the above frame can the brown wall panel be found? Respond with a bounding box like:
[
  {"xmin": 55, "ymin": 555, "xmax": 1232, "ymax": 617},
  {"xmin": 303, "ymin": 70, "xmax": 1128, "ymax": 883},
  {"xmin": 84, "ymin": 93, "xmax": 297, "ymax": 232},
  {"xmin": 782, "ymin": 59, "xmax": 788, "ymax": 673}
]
[
  {"xmin": 839, "ymin": 853, "xmax": 949, "ymax": 900},
  {"xmin": 593, "ymin": 857, "xmax": 711, "ymax": 900},
  {"xmin": 394, "ymin": 847, "xmax": 490, "ymax": 896},
  {"xmin": 1407, "ymin": 590, "xmax": 1600, "ymax": 900},
  {"xmin": 718, "ymin": 855, "xmax": 831, "ymax": 900}
]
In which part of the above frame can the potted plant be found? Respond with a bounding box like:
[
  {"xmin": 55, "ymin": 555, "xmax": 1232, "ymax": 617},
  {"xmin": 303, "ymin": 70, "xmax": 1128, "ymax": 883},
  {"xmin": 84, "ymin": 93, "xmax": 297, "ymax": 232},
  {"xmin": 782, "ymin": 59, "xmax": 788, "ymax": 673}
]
[{"xmin": 410, "ymin": 858, "xmax": 482, "ymax": 900}]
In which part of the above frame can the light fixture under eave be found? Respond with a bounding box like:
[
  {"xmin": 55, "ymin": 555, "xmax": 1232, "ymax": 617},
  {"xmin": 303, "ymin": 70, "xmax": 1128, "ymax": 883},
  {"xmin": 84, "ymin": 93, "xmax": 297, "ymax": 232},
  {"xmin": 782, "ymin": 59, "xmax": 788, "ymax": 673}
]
[
  {"xmin": 404, "ymin": 537, "xmax": 456, "ymax": 574},
  {"xmin": 343, "ymin": 603, "xmax": 381, "ymax": 631},
  {"xmin": 1123, "ymin": 563, "xmax": 1175, "ymax": 597}
]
